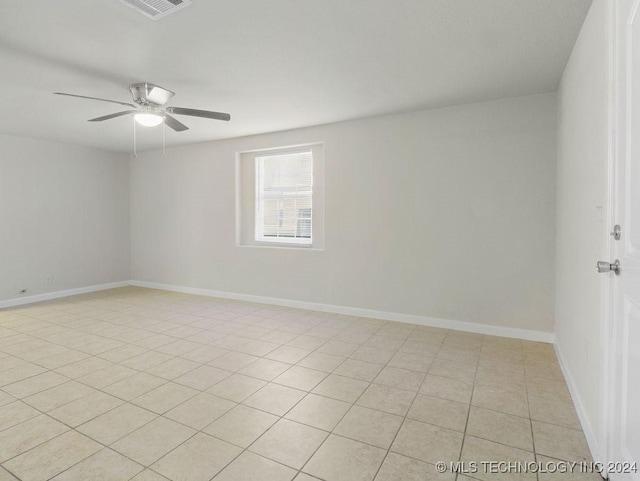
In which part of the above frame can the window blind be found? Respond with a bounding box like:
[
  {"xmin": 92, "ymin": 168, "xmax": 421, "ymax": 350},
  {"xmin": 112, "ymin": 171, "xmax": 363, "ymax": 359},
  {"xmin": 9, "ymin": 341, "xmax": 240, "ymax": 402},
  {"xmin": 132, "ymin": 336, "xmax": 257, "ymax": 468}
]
[{"xmin": 255, "ymin": 150, "xmax": 313, "ymax": 245}]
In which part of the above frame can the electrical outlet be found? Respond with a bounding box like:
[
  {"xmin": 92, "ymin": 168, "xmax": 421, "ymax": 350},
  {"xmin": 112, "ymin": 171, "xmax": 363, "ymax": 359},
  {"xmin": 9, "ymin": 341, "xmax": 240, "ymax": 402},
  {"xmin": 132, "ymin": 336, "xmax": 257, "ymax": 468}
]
[{"xmin": 45, "ymin": 276, "xmax": 52, "ymax": 285}]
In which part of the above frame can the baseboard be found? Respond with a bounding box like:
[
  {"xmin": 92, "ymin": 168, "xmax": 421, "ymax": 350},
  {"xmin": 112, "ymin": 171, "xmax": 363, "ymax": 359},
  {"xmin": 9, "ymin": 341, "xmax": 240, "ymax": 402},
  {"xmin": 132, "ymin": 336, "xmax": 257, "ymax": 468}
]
[
  {"xmin": 1, "ymin": 278, "xmax": 556, "ymax": 343},
  {"xmin": 130, "ymin": 280, "xmax": 555, "ymax": 343},
  {"xmin": 554, "ymin": 343, "xmax": 601, "ymax": 464},
  {"xmin": 0, "ymin": 281, "xmax": 131, "ymax": 309}
]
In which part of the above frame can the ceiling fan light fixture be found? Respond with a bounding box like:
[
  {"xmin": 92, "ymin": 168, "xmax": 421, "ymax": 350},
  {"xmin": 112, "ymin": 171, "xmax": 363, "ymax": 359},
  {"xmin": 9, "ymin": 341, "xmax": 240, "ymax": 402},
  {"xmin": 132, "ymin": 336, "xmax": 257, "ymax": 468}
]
[{"xmin": 134, "ymin": 113, "xmax": 163, "ymax": 127}]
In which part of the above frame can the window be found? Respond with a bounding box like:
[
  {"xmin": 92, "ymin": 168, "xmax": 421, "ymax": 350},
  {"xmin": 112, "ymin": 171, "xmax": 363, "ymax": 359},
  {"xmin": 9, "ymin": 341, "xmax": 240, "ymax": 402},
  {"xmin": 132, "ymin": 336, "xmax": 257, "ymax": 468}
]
[
  {"xmin": 255, "ymin": 151, "xmax": 313, "ymax": 245},
  {"xmin": 237, "ymin": 143, "xmax": 324, "ymax": 249}
]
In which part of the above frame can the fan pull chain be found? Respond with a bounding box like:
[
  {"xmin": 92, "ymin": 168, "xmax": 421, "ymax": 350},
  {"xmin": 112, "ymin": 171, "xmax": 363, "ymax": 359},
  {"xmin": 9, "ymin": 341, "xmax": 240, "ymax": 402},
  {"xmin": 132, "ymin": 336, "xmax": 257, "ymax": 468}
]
[
  {"xmin": 133, "ymin": 117, "xmax": 137, "ymax": 158},
  {"xmin": 162, "ymin": 119, "xmax": 167, "ymax": 158}
]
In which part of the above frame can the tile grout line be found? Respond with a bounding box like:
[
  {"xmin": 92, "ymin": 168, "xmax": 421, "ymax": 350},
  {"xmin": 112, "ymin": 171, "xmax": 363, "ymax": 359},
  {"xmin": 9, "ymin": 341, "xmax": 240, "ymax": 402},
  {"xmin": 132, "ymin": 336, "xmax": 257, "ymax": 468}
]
[{"xmin": 453, "ymin": 333, "xmax": 484, "ymax": 481}]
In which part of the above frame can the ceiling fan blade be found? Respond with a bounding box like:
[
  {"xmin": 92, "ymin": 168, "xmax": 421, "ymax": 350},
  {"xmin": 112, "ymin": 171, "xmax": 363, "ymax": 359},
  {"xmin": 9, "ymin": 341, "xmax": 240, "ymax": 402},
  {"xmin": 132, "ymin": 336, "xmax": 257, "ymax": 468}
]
[
  {"xmin": 54, "ymin": 92, "xmax": 137, "ymax": 108},
  {"xmin": 88, "ymin": 110, "xmax": 136, "ymax": 122},
  {"xmin": 163, "ymin": 114, "xmax": 189, "ymax": 132},
  {"xmin": 165, "ymin": 106, "xmax": 231, "ymax": 121}
]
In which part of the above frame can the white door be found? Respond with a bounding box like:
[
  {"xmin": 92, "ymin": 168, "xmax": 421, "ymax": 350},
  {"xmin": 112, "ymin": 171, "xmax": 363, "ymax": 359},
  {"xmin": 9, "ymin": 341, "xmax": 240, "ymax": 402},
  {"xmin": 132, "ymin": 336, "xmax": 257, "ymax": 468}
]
[{"xmin": 608, "ymin": 1, "xmax": 640, "ymax": 479}]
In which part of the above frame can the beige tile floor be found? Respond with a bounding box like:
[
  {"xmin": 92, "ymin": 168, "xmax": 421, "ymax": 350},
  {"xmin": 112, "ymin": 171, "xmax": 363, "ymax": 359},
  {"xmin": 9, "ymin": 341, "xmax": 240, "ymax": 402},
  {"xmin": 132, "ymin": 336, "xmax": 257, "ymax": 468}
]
[{"xmin": 0, "ymin": 287, "xmax": 600, "ymax": 481}]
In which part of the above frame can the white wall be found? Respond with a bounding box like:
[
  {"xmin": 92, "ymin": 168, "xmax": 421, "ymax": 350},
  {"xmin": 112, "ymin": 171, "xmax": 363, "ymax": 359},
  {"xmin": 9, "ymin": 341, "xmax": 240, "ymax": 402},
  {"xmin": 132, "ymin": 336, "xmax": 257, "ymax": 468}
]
[
  {"xmin": 0, "ymin": 134, "xmax": 130, "ymax": 302},
  {"xmin": 131, "ymin": 93, "xmax": 557, "ymax": 334},
  {"xmin": 555, "ymin": 0, "xmax": 609, "ymax": 459}
]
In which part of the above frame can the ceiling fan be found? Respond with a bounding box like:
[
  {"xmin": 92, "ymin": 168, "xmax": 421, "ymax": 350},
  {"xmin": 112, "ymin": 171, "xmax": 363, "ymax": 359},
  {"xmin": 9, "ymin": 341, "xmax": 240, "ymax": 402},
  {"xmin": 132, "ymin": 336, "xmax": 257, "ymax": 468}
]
[{"xmin": 54, "ymin": 83, "xmax": 230, "ymax": 131}]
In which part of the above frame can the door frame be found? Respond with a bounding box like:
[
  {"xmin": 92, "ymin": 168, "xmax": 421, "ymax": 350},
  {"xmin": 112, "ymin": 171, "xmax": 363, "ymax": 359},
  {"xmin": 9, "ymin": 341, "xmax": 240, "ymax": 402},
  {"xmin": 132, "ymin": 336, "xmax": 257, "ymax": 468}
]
[{"xmin": 602, "ymin": 0, "xmax": 616, "ymax": 476}]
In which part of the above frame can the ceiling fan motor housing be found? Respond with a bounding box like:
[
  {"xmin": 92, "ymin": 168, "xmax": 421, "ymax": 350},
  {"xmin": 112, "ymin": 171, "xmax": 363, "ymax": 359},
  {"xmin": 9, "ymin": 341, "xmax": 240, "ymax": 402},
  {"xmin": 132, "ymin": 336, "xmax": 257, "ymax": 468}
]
[{"xmin": 129, "ymin": 83, "xmax": 175, "ymax": 106}]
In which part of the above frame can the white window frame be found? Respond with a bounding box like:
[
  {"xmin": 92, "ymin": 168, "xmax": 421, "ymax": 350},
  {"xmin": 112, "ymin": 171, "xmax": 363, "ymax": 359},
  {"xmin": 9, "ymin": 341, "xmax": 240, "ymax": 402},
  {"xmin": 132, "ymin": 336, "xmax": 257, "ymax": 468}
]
[
  {"xmin": 236, "ymin": 143, "xmax": 324, "ymax": 250},
  {"xmin": 254, "ymin": 150, "xmax": 313, "ymax": 246}
]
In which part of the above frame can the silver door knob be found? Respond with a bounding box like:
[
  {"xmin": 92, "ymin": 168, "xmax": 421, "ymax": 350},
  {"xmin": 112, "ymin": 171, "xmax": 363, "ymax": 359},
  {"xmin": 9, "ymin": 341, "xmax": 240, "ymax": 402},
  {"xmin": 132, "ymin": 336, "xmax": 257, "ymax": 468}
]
[{"xmin": 597, "ymin": 259, "xmax": 621, "ymax": 275}]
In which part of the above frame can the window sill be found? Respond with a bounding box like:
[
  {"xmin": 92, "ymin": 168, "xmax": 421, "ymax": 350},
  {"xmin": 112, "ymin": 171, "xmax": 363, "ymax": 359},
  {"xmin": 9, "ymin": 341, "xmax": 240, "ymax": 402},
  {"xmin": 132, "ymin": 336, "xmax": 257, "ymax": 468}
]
[{"xmin": 236, "ymin": 243, "xmax": 324, "ymax": 251}]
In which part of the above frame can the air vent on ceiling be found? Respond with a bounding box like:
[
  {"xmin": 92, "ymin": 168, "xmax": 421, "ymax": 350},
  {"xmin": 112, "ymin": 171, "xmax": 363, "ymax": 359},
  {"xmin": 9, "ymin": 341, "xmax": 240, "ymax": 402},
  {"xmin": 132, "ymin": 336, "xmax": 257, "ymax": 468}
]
[{"xmin": 117, "ymin": 0, "xmax": 192, "ymax": 20}]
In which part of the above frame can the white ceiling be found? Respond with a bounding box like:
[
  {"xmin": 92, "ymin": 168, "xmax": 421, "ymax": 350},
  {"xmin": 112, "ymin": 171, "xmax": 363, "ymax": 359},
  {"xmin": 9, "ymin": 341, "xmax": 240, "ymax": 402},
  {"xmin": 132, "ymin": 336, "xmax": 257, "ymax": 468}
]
[{"xmin": 0, "ymin": 0, "xmax": 592, "ymax": 153}]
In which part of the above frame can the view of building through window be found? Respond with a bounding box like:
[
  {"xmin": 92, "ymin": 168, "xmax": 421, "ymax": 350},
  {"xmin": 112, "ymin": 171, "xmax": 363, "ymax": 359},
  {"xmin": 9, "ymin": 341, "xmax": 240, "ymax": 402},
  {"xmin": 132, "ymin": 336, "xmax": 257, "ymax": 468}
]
[{"xmin": 255, "ymin": 150, "xmax": 313, "ymax": 244}]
